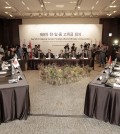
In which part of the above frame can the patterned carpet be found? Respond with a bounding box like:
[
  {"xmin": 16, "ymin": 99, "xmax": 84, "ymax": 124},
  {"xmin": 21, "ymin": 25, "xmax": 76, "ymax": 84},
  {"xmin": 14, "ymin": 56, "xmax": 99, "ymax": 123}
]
[{"xmin": 0, "ymin": 66, "xmax": 120, "ymax": 134}]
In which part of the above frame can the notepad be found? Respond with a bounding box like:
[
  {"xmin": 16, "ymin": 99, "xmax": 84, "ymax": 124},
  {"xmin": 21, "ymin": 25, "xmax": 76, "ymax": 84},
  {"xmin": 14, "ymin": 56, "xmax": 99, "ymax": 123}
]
[{"xmin": 0, "ymin": 71, "xmax": 7, "ymax": 75}]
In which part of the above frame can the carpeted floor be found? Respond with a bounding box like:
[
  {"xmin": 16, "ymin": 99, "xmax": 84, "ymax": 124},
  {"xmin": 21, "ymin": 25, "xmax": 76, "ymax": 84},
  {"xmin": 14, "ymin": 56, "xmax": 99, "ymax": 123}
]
[{"xmin": 0, "ymin": 65, "xmax": 120, "ymax": 134}]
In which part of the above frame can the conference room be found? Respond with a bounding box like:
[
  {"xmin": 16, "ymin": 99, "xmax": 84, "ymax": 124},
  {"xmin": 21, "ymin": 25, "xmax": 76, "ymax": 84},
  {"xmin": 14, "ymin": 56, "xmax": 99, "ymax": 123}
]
[{"xmin": 0, "ymin": 0, "xmax": 120, "ymax": 134}]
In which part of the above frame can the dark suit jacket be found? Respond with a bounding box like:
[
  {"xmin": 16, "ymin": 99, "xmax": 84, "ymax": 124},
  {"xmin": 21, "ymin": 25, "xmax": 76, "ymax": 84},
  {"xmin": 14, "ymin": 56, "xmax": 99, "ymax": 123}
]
[
  {"xmin": 46, "ymin": 52, "xmax": 54, "ymax": 58},
  {"xmin": 79, "ymin": 52, "xmax": 87, "ymax": 58},
  {"xmin": 58, "ymin": 53, "xmax": 64, "ymax": 58},
  {"xmin": 38, "ymin": 52, "xmax": 44, "ymax": 59},
  {"xmin": 70, "ymin": 53, "xmax": 77, "ymax": 58}
]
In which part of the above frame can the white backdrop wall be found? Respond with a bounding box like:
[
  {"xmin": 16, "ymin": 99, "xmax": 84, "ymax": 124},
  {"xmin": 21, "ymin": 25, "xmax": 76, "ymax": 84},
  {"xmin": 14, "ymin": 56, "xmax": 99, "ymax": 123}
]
[{"xmin": 19, "ymin": 24, "xmax": 102, "ymax": 54}]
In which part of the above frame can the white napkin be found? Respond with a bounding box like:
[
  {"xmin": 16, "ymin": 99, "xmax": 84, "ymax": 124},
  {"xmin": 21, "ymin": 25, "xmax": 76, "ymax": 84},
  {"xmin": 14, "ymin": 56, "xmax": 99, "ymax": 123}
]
[
  {"xmin": 72, "ymin": 57, "xmax": 76, "ymax": 59},
  {"xmin": 46, "ymin": 58, "xmax": 50, "ymax": 59},
  {"xmin": 113, "ymin": 83, "xmax": 120, "ymax": 87},
  {"xmin": 8, "ymin": 79, "xmax": 18, "ymax": 84},
  {"xmin": 59, "ymin": 58, "xmax": 63, "ymax": 59},
  {"xmin": 114, "ymin": 67, "xmax": 120, "ymax": 70}
]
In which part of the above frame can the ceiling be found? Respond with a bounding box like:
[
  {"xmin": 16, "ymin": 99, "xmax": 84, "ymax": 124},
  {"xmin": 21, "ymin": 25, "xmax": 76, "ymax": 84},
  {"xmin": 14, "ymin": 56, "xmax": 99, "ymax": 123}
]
[{"xmin": 0, "ymin": 0, "xmax": 120, "ymax": 19}]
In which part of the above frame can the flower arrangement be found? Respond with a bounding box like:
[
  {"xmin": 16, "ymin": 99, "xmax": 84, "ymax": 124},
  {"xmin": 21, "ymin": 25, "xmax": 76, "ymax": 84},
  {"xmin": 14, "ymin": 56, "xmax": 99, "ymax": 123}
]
[{"xmin": 38, "ymin": 64, "xmax": 92, "ymax": 85}]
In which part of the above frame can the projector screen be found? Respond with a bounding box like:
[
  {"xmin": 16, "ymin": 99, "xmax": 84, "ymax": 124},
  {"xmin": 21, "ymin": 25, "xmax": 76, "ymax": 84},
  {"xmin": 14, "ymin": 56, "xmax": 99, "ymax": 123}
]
[{"xmin": 19, "ymin": 24, "xmax": 102, "ymax": 54}]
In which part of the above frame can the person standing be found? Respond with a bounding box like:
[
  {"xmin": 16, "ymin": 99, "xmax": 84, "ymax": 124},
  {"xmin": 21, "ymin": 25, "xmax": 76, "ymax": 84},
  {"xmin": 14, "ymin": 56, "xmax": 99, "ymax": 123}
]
[
  {"xmin": 98, "ymin": 43, "xmax": 106, "ymax": 67},
  {"xmin": 22, "ymin": 44, "xmax": 28, "ymax": 60},
  {"xmin": 71, "ymin": 43, "xmax": 76, "ymax": 52},
  {"xmin": 58, "ymin": 50, "xmax": 64, "ymax": 58},
  {"xmin": 64, "ymin": 44, "xmax": 69, "ymax": 58},
  {"xmin": 33, "ymin": 45, "xmax": 38, "ymax": 58},
  {"xmin": 16, "ymin": 45, "xmax": 24, "ymax": 60},
  {"xmin": 27, "ymin": 45, "xmax": 32, "ymax": 59}
]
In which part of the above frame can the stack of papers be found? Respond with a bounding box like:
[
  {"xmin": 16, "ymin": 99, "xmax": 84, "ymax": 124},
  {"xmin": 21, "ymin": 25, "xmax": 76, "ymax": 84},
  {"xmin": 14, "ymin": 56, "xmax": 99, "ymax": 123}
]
[
  {"xmin": 8, "ymin": 79, "xmax": 18, "ymax": 84},
  {"xmin": 0, "ymin": 71, "xmax": 7, "ymax": 75}
]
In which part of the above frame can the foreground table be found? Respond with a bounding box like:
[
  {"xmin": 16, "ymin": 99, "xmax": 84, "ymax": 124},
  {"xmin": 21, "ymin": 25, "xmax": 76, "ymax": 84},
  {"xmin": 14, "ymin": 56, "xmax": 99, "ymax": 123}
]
[
  {"xmin": 84, "ymin": 70, "xmax": 120, "ymax": 125},
  {"xmin": 0, "ymin": 68, "xmax": 30, "ymax": 124},
  {"xmin": 27, "ymin": 58, "xmax": 92, "ymax": 70}
]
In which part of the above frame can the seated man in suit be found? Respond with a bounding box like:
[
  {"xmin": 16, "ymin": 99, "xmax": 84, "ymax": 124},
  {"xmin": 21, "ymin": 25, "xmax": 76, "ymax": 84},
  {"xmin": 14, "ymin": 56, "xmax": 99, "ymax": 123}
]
[
  {"xmin": 46, "ymin": 49, "xmax": 54, "ymax": 58},
  {"xmin": 58, "ymin": 50, "xmax": 64, "ymax": 58},
  {"xmin": 38, "ymin": 50, "xmax": 44, "ymax": 59},
  {"xmin": 76, "ymin": 52, "xmax": 80, "ymax": 59},
  {"xmin": 70, "ymin": 50, "xmax": 77, "ymax": 58},
  {"xmin": 4, "ymin": 50, "xmax": 12, "ymax": 61},
  {"xmin": 79, "ymin": 50, "xmax": 87, "ymax": 58}
]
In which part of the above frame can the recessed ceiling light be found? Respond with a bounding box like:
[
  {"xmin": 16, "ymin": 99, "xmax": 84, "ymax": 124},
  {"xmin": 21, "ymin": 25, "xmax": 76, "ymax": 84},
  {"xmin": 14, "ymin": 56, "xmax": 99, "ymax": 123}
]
[
  {"xmin": 5, "ymin": 6, "xmax": 11, "ymax": 8},
  {"xmin": 113, "ymin": 11, "xmax": 117, "ymax": 13},
  {"xmin": 44, "ymin": 1, "xmax": 51, "ymax": 4},
  {"xmin": 96, "ymin": 1, "xmax": 99, "ymax": 5},
  {"xmin": 27, "ymin": 7, "xmax": 30, "ymax": 10},
  {"xmin": 91, "ymin": 6, "xmax": 94, "ymax": 10},
  {"xmin": 107, "ymin": 13, "xmax": 112, "ymax": 16},
  {"xmin": 70, "ymin": 1, "xmax": 76, "ymax": 4},
  {"xmin": 78, "ymin": 6, "xmax": 80, "ymax": 9},
  {"xmin": 41, "ymin": 4, "xmax": 44, "ymax": 7},
  {"xmin": 9, "ymin": 14, "xmax": 13, "ymax": 17},
  {"xmin": 56, "ymin": 5, "xmax": 64, "ymax": 8},
  {"xmin": 22, "ymin": 1, "xmax": 25, "ymax": 5},
  {"xmin": 109, "ymin": 33, "xmax": 112, "ymax": 37},
  {"xmin": 109, "ymin": 5, "xmax": 117, "ymax": 8},
  {"xmin": 5, "ymin": 12, "xmax": 8, "ymax": 14},
  {"xmin": 5, "ymin": 1, "xmax": 9, "ymax": 5},
  {"xmin": 112, "ymin": 0, "xmax": 116, "ymax": 4}
]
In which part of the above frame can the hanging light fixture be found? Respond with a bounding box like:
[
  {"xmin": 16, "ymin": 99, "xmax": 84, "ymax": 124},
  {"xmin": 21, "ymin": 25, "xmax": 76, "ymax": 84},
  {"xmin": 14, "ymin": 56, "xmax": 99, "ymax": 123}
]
[
  {"xmin": 38, "ymin": 12, "xmax": 42, "ymax": 17},
  {"xmin": 81, "ymin": 12, "xmax": 85, "ymax": 17},
  {"xmin": 90, "ymin": 11, "xmax": 93, "ymax": 17},
  {"xmin": 54, "ymin": 12, "xmax": 57, "ymax": 17}
]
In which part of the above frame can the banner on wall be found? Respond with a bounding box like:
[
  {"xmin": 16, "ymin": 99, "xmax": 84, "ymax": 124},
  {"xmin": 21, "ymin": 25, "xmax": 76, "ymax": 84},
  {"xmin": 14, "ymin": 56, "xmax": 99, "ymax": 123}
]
[{"xmin": 19, "ymin": 24, "xmax": 102, "ymax": 54}]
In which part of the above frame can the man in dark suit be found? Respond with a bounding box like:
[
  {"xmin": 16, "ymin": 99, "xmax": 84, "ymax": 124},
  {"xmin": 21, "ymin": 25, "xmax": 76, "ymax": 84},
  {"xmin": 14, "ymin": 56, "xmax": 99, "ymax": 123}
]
[
  {"xmin": 46, "ymin": 49, "xmax": 54, "ymax": 58},
  {"xmin": 71, "ymin": 43, "xmax": 76, "ymax": 52},
  {"xmin": 79, "ymin": 50, "xmax": 87, "ymax": 58},
  {"xmin": 38, "ymin": 50, "xmax": 44, "ymax": 59},
  {"xmin": 70, "ymin": 50, "xmax": 77, "ymax": 58},
  {"xmin": 58, "ymin": 50, "xmax": 64, "ymax": 58},
  {"xmin": 22, "ymin": 44, "xmax": 27, "ymax": 60}
]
